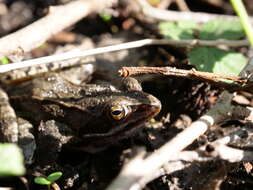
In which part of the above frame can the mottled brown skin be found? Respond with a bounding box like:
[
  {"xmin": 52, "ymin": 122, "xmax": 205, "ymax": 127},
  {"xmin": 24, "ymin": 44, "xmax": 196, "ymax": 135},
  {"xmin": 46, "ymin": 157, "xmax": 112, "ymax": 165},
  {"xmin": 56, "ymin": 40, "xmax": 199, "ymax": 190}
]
[{"xmin": 9, "ymin": 74, "xmax": 161, "ymax": 152}]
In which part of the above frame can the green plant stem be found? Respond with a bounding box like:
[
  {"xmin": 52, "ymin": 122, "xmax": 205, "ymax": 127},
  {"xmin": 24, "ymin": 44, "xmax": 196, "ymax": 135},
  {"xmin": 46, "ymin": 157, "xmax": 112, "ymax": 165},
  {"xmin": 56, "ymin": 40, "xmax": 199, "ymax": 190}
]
[{"xmin": 230, "ymin": 0, "xmax": 253, "ymax": 46}]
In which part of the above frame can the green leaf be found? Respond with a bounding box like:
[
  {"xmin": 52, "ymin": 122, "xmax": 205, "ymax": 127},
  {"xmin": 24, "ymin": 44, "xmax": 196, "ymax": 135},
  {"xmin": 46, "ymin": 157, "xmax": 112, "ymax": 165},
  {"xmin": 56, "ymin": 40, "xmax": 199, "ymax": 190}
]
[
  {"xmin": 158, "ymin": 21, "xmax": 197, "ymax": 40},
  {"xmin": 47, "ymin": 172, "xmax": 62, "ymax": 182},
  {"xmin": 199, "ymin": 19, "xmax": 245, "ymax": 40},
  {"xmin": 34, "ymin": 177, "xmax": 51, "ymax": 185},
  {"xmin": 99, "ymin": 13, "xmax": 112, "ymax": 22},
  {"xmin": 0, "ymin": 143, "xmax": 25, "ymax": 177},
  {"xmin": 0, "ymin": 56, "xmax": 9, "ymax": 65},
  {"xmin": 188, "ymin": 47, "xmax": 248, "ymax": 77}
]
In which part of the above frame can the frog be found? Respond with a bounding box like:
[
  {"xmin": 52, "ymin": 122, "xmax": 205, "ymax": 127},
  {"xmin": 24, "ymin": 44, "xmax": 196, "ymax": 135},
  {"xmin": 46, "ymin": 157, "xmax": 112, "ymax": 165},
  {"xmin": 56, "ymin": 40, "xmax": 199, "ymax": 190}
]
[{"xmin": 0, "ymin": 61, "xmax": 161, "ymax": 154}]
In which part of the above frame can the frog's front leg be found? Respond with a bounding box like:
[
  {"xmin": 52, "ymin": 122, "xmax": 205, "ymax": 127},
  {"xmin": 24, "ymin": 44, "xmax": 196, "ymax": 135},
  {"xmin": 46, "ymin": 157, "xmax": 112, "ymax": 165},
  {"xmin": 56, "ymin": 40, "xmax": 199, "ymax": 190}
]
[
  {"xmin": 0, "ymin": 87, "xmax": 36, "ymax": 164},
  {"xmin": 0, "ymin": 87, "xmax": 18, "ymax": 143}
]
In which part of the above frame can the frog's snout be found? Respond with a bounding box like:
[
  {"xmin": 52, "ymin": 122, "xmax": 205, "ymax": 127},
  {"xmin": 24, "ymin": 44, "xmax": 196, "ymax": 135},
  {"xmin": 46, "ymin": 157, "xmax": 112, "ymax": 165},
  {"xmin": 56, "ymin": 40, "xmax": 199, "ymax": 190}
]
[{"xmin": 147, "ymin": 94, "xmax": 161, "ymax": 115}]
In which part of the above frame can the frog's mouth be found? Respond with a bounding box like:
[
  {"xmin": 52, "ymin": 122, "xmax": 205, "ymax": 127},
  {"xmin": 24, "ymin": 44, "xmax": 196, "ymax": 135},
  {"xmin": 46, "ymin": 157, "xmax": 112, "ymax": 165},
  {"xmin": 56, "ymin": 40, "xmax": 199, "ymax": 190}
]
[{"xmin": 82, "ymin": 102, "xmax": 161, "ymax": 139}]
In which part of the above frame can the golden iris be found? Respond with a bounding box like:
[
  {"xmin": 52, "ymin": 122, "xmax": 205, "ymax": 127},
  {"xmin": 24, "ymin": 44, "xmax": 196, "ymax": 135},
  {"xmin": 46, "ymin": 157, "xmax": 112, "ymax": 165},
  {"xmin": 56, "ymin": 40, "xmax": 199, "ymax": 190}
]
[{"xmin": 110, "ymin": 105, "xmax": 126, "ymax": 120}]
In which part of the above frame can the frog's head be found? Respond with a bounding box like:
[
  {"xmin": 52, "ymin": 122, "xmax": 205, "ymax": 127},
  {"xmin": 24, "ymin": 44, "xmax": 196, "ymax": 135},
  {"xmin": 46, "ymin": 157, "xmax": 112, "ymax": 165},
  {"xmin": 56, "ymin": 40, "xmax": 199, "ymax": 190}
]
[
  {"xmin": 78, "ymin": 78, "xmax": 161, "ymax": 152},
  {"xmin": 106, "ymin": 89, "xmax": 161, "ymax": 135}
]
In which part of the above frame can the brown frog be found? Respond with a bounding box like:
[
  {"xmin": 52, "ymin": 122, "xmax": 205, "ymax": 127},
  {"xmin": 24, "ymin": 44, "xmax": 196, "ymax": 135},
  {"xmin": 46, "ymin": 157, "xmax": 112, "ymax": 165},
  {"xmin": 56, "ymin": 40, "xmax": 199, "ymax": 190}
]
[{"xmin": 0, "ymin": 66, "xmax": 161, "ymax": 153}]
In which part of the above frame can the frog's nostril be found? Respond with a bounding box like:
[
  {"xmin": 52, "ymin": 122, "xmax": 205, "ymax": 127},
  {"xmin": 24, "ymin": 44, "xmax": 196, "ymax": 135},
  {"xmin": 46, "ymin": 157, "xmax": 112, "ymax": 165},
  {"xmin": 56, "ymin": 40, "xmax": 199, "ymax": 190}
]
[
  {"xmin": 154, "ymin": 100, "xmax": 162, "ymax": 110},
  {"xmin": 148, "ymin": 95, "xmax": 161, "ymax": 106},
  {"xmin": 146, "ymin": 94, "xmax": 161, "ymax": 115}
]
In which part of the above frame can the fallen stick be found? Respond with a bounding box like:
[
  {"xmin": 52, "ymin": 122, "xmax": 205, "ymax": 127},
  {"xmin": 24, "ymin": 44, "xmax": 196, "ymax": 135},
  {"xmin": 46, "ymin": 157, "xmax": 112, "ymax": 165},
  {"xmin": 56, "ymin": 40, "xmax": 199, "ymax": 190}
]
[
  {"xmin": 135, "ymin": 0, "xmax": 249, "ymax": 23},
  {"xmin": 0, "ymin": 0, "xmax": 117, "ymax": 57},
  {"xmin": 0, "ymin": 38, "xmax": 249, "ymax": 73},
  {"xmin": 118, "ymin": 66, "xmax": 247, "ymax": 84}
]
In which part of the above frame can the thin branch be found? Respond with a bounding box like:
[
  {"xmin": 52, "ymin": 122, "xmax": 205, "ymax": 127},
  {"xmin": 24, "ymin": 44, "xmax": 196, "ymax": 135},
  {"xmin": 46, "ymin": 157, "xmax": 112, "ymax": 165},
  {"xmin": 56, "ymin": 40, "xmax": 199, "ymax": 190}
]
[
  {"xmin": 135, "ymin": 0, "xmax": 251, "ymax": 23},
  {"xmin": 174, "ymin": 0, "xmax": 190, "ymax": 11},
  {"xmin": 142, "ymin": 146, "xmax": 253, "ymax": 187},
  {"xmin": 118, "ymin": 66, "xmax": 247, "ymax": 84},
  {"xmin": 0, "ymin": 38, "xmax": 249, "ymax": 73},
  {"xmin": 210, "ymin": 143, "xmax": 253, "ymax": 162},
  {"xmin": 167, "ymin": 146, "xmax": 253, "ymax": 163},
  {"xmin": 199, "ymin": 126, "xmax": 253, "ymax": 161},
  {"xmin": 0, "ymin": 0, "xmax": 117, "ymax": 57},
  {"xmin": 0, "ymin": 46, "xmax": 95, "ymax": 84},
  {"xmin": 118, "ymin": 66, "xmax": 253, "ymax": 93},
  {"xmin": 157, "ymin": 0, "xmax": 172, "ymax": 9}
]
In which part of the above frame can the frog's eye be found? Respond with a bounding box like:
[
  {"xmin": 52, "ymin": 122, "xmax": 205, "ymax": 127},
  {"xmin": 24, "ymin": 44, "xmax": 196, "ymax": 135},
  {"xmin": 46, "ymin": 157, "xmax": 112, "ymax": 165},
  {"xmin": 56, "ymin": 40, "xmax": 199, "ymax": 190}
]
[{"xmin": 110, "ymin": 105, "xmax": 128, "ymax": 120}]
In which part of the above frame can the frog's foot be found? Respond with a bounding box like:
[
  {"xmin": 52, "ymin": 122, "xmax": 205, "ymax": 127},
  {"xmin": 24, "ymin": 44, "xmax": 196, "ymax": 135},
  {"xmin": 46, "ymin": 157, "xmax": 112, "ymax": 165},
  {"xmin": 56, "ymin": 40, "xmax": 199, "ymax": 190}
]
[
  {"xmin": 0, "ymin": 87, "xmax": 18, "ymax": 143},
  {"xmin": 0, "ymin": 88, "xmax": 36, "ymax": 163}
]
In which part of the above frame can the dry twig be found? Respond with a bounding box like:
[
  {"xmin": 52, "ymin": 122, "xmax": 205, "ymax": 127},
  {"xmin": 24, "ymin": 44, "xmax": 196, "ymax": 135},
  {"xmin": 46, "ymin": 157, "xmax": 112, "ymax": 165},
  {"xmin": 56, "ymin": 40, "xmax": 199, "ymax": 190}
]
[
  {"xmin": 174, "ymin": 0, "xmax": 190, "ymax": 11},
  {"xmin": 119, "ymin": 66, "xmax": 253, "ymax": 93},
  {"xmin": 157, "ymin": 0, "xmax": 172, "ymax": 9},
  {"xmin": 135, "ymin": 0, "xmax": 249, "ymax": 23},
  {"xmin": 0, "ymin": 0, "xmax": 117, "ymax": 57},
  {"xmin": 0, "ymin": 38, "xmax": 249, "ymax": 73},
  {"xmin": 119, "ymin": 66, "xmax": 247, "ymax": 84}
]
